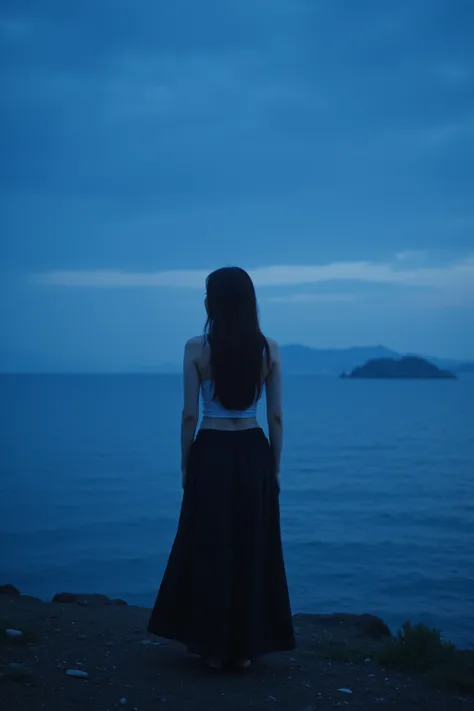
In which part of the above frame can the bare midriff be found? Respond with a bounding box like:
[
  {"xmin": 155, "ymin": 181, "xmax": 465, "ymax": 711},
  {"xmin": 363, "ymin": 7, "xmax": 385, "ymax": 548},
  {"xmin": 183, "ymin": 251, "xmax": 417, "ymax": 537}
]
[{"xmin": 200, "ymin": 416, "xmax": 260, "ymax": 431}]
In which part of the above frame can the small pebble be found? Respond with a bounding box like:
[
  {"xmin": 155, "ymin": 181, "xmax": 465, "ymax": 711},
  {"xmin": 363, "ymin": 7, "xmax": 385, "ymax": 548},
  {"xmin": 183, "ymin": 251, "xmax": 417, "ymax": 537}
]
[
  {"xmin": 338, "ymin": 688, "xmax": 353, "ymax": 694},
  {"xmin": 5, "ymin": 628, "xmax": 23, "ymax": 638},
  {"xmin": 364, "ymin": 657, "xmax": 372, "ymax": 662},
  {"xmin": 5, "ymin": 662, "xmax": 28, "ymax": 671},
  {"xmin": 140, "ymin": 639, "xmax": 152, "ymax": 646},
  {"xmin": 120, "ymin": 699, "xmax": 127, "ymax": 705},
  {"xmin": 66, "ymin": 669, "xmax": 89, "ymax": 679}
]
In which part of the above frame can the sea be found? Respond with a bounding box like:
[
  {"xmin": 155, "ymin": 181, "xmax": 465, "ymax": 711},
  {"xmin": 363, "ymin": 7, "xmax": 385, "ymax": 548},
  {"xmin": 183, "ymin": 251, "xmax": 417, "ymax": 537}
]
[{"xmin": 1, "ymin": 374, "xmax": 473, "ymax": 648}]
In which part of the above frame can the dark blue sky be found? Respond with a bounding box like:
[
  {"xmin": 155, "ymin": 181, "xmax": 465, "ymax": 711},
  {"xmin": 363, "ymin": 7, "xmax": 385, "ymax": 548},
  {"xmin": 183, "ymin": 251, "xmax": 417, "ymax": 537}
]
[{"xmin": 1, "ymin": 0, "xmax": 473, "ymax": 369}]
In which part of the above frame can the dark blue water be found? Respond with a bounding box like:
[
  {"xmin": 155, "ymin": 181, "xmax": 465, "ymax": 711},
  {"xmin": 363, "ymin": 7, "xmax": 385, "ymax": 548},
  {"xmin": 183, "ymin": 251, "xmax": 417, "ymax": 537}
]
[{"xmin": 1, "ymin": 374, "xmax": 473, "ymax": 647}]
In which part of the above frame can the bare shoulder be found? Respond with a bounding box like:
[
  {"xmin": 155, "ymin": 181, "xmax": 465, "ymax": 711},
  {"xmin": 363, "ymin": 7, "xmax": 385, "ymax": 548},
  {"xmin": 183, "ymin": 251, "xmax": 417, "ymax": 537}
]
[
  {"xmin": 186, "ymin": 335, "xmax": 205, "ymax": 347},
  {"xmin": 265, "ymin": 337, "xmax": 281, "ymax": 364},
  {"xmin": 184, "ymin": 335, "xmax": 206, "ymax": 357}
]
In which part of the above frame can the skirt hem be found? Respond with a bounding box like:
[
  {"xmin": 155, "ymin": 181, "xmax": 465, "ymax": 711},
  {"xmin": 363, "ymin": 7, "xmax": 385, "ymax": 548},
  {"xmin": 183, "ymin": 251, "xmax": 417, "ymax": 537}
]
[{"xmin": 146, "ymin": 625, "xmax": 296, "ymax": 660}]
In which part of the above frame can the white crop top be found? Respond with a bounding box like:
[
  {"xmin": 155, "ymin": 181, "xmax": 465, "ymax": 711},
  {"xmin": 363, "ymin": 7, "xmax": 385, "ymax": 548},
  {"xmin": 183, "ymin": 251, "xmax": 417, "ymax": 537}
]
[{"xmin": 201, "ymin": 380, "xmax": 259, "ymax": 419}]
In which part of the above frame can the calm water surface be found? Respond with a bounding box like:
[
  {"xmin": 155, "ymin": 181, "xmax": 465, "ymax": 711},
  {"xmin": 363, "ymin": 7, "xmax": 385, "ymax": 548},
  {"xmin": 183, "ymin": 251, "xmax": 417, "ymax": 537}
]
[{"xmin": 1, "ymin": 374, "xmax": 473, "ymax": 647}]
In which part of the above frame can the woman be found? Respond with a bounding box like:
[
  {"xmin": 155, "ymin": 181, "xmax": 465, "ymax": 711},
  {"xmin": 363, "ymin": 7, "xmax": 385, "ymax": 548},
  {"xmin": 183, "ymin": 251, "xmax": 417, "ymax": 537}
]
[{"xmin": 148, "ymin": 267, "xmax": 295, "ymax": 668}]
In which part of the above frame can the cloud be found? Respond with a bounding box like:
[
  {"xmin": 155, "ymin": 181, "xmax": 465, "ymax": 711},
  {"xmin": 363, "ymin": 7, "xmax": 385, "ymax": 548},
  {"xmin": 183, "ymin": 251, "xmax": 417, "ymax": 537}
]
[
  {"xmin": 101, "ymin": 52, "xmax": 317, "ymax": 131},
  {"xmin": 395, "ymin": 250, "xmax": 428, "ymax": 261},
  {"xmin": 33, "ymin": 254, "xmax": 474, "ymax": 296},
  {"xmin": 419, "ymin": 118, "xmax": 474, "ymax": 147},
  {"xmin": 33, "ymin": 269, "xmax": 209, "ymax": 288},
  {"xmin": 267, "ymin": 293, "xmax": 360, "ymax": 304}
]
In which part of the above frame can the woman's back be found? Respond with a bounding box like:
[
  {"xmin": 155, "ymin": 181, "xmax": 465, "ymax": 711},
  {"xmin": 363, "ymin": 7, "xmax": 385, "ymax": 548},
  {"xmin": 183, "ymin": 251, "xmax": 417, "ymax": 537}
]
[{"xmin": 183, "ymin": 335, "xmax": 282, "ymax": 431}]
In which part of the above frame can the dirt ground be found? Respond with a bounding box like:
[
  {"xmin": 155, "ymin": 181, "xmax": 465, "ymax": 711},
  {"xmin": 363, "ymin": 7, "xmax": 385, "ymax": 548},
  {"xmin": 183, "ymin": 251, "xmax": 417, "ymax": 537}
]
[{"xmin": 1, "ymin": 590, "xmax": 472, "ymax": 711}]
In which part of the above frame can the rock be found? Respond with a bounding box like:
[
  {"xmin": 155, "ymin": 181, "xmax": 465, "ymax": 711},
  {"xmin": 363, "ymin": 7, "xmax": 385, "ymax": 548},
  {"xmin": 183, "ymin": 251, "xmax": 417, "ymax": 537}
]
[
  {"xmin": 66, "ymin": 669, "xmax": 89, "ymax": 679},
  {"xmin": 292, "ymin": 613, "xmax": 391, "ymax": 647},
  {"xmin": 52, "ymin": 593, "xmax": 120, "ymax": 607},
  {"xmin": 0, "ymin": 662, "xmax": 33, "ymax": 682},
  {"xmin": 0, "ymin": 584, "xmax": 20, "ymax": 597},
  {"xmin": 53, "ymin": 593, "xmax": 78, "ymax": 603},
  {"xmin": 3, "ymin": 663, "xmax": 27, "ymax": 672},
  {"xmin": 5, "ymin": 629, "xmax": 23, "ymax": 638},
  {"xmin": 338, "ymin": 688, "xmax": 353, "ymax": 694},
  {"xmin": 360, "ymin": 614, "xmax": 391, "ymax": 639}
]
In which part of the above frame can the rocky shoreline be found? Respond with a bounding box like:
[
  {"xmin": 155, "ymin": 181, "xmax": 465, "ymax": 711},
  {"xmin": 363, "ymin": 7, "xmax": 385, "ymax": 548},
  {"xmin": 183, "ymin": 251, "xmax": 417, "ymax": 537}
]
[{"xmin": 1, "ymin": 585, "xmax": 472, "ymax": 710}]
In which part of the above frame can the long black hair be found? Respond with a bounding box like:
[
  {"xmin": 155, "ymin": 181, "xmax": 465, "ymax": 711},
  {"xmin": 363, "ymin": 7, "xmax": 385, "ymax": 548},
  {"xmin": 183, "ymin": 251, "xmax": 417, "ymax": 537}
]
[{"xmin": 205, "ymin": 267, "xmax": 270, "ymax": 410}]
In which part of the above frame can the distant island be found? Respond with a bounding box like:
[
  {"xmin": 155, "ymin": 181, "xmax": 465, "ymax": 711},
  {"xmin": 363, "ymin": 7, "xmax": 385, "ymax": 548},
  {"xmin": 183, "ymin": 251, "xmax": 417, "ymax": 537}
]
[
  {"xmin": 341, "ymin": 356, "xmax": 457, "ymax": 380},
  {"xmin": 278, "ymin": 345, "xmax": 471, "ymax": 377}
]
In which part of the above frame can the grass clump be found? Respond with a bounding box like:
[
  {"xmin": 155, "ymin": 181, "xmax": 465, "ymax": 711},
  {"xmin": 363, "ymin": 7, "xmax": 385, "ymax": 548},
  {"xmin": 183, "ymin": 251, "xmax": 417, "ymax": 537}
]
[
  {"xmin": 377, "ymin": 621, "xmax": 455, "ymax": 672},
  {"xmin": 377, "ymin": 621, "xmax": 474, "ymax": 694}
]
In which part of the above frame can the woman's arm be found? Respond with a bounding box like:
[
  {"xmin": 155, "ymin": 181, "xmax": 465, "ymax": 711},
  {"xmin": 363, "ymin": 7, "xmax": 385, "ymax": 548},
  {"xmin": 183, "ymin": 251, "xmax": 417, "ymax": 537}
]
[
  {"xmin": 181, "ymin": 339, "xmax": 200, "ymax": 487},
  {"xmin": 265, "ymin": 340, "xmax": 283, "ymax": 490}
]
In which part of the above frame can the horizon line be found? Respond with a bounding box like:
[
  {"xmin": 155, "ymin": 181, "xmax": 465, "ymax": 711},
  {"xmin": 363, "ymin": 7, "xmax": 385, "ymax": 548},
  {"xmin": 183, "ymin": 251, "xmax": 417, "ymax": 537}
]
[{"xmin": 1, "ymin": 342, "xmax": 473, "ymax": 375}]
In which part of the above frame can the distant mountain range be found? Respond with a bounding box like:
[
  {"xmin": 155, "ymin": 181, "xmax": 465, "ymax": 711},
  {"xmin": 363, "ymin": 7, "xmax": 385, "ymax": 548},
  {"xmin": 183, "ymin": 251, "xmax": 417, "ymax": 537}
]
[
  {"xmin": 1, "ymin": 345, "xmax": 473, "ymax": 375},
  {"xmin": 279, "ymin": 345, "xmax": 474, "ymax": 376}
]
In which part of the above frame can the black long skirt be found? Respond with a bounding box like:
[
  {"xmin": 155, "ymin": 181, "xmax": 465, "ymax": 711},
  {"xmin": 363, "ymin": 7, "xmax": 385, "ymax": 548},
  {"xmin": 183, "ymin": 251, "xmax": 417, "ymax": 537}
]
[{"xmin": 148, "ymin": 428, "xmax": 295, "ymax": 660}]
